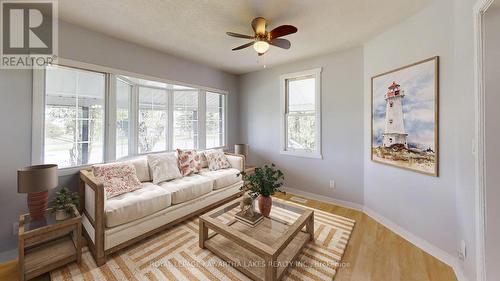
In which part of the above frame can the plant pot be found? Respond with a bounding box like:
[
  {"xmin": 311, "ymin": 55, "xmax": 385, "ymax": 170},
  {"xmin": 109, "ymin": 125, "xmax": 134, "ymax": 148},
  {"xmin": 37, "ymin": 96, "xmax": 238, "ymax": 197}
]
[
  {"xmin": 257, "ymin": 195, "xmax": 272, "ymax": 217},
  {"xmin": 55, "ymin": 210, "xmax": 70, "ymax": 221}
]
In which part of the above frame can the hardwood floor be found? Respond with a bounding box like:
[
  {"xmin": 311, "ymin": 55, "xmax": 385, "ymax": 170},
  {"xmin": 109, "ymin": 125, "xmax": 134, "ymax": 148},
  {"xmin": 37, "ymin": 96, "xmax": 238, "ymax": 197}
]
[
  {"xmin": 274, "ymin": 192, "xmax": 458, "ymax": 281},
  {"xmin": 0, "ymin": 192, "xmax": 457, "ymax": 281}
]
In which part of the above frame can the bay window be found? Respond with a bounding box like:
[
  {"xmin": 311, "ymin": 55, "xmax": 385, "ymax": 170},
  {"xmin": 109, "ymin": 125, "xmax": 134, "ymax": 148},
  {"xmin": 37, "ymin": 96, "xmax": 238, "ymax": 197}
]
[{"xmin": 33, "ymin": 61, "xmax": 228, "ymax": 172}]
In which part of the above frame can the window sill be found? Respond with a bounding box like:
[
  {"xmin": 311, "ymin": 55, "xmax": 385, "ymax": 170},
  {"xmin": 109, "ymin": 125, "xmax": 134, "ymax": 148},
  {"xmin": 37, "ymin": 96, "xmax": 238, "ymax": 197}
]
[
  {"xmin": 57, "ymin": 165, "xmax": 94, "ymax": 177},
  {"xmin": 205, "ymin": 146, "xmax": 228, "ymax": 151},
  {"xmin": 279, "ymin": 150, "xmax": 323, "ymax": 159}
]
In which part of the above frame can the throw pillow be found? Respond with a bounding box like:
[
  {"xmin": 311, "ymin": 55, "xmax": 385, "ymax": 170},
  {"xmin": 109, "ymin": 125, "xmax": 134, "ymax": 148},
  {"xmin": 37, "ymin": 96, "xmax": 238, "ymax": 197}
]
[
  {"xmin": 205, "ymin": 149, "xmax": 231, "ymax": 171},
  {"xmin": 147, "ymin": 152, "xmax": 182, "ymax": 184},
  {"xmin": 198, "ymin": 151, "xmax": 209, "ymax": 168},
  {"xmin": 128, "ymin": 157, "xmax": 151, "ymax": 182},
  {"xmin": 92, "ymin": 162, "xmax": 142, "ymax": 199},
  {"xmin": 177, "ymin": 149, "xmax": 202, "ymax": 176}
]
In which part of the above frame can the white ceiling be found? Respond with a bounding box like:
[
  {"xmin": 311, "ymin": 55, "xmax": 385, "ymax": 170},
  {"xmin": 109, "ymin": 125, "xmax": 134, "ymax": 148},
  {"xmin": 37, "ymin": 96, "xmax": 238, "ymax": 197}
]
[{"xmin": 58, "ymin": 0, "xmax": 431, "ymax": 74}]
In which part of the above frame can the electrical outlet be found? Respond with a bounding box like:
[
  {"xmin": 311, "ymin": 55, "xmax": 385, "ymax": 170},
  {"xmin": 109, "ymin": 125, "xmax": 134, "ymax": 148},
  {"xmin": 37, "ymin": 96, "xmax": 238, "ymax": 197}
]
[
  {"xmin": 329, "ymin": 180, "xmax": 335, "ymax": 189},
  {"xmin": 458, "ymin": 240, "xmax": 466, "ymax": 260},
  {"xmin": 13, "ymin": 222, "xmax": 19, "ymax": 235}
]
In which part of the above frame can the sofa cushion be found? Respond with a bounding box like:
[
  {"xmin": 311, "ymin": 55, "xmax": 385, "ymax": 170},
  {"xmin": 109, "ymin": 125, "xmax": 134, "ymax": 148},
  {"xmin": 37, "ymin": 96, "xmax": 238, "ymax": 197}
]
[
  {"xmin": 105, "ymin": 182, "xmax": 172, "ymax": 227},
  {"xmin": 159, "ymin": 174, "xmax": 213, "ymax": 204},
  {"xmin": 147, "ymin": 152, "xmax": 182, "ymax": 184},
  {"xmin": 199, "ymin": 168, "xmax": 241, "ymax": 190},
  {"xmin": 128, "ymin": 157, "xmax": 151, "ymax": 182}
]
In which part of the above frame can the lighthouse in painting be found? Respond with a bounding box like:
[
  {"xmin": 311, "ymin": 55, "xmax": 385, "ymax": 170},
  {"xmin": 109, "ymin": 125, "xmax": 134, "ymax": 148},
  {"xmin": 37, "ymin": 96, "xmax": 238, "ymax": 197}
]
[{"xmin": 382, "ymin": 81, "xmax": 408, "ymax": 148}]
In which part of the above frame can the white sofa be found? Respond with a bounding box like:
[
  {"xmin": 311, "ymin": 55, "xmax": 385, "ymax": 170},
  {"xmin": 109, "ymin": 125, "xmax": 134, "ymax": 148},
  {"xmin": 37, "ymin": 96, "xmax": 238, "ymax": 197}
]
[{"xmin": 79, "ymin": 152, "xmax": 245, "ymax": 266}]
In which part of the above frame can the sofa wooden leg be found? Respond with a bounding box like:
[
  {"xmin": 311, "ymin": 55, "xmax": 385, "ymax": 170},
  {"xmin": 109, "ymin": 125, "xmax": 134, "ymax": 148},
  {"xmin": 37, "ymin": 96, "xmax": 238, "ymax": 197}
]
[{"xmin": 95, "ymin": 255, "xmax": 106, "ymax": 267}]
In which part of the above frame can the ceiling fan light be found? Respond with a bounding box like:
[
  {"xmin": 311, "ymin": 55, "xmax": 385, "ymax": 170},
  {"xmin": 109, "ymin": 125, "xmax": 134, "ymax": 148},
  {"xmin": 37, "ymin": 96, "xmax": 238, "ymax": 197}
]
[{"xmin": 253, "ymin": 41, "xmax": 269, "ymax": 53}]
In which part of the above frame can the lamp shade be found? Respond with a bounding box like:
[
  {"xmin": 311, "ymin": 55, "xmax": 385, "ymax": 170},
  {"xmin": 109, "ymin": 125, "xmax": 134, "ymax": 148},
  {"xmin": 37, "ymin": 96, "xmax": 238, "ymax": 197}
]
[
  {"xmin": 18, "ymin": 164, "xmax": 58, "ymax": 193},
  {"xmin": 234, "ymin": 144, "xmax": 249, "ymax": 158}
]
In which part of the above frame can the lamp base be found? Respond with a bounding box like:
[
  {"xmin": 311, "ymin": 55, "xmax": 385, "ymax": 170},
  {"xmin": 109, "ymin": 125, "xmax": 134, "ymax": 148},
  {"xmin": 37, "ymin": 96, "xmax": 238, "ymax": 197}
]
[{"xmin": 27, "ymin": 191, "xmax": 48, "ymax": 220}]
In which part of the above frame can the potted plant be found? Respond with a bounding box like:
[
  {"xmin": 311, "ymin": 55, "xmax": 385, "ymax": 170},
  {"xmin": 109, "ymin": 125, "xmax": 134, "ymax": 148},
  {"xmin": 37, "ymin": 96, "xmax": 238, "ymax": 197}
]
[
  {"xmin": 49, "ymin": 187, "xmax": 79, "ymax": 221},
  {"xmin": 238, "ymin": 164, "xmax": 284, "ymax": 217}
]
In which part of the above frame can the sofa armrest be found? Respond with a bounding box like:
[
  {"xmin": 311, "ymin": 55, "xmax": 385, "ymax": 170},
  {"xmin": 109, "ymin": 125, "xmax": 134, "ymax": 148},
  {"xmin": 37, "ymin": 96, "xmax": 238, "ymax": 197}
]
[
  {"xmin": 80, "ymin": 170, "xmax": 104, "ymax": 224},
  {"xmin": 225, "ymin": 152, "xmax": 245, "ymax": 172},
  {"xmin": 79, "ymin": 169, "xmax": 106, "ymax": 264}
]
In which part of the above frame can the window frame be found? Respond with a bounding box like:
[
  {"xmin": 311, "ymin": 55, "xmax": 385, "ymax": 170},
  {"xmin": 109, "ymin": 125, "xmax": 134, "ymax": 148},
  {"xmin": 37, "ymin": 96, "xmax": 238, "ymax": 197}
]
[
  {"xmin": 113, "ymin": 76, "xmax": 134, "ymax": 160},
  {"xmin": 280, "ymin": 68, "xmax": 322, "ymax": 159},
  {"xmin": 205, "ymin": 91, "xmax": 227, "ymax": 149},
  {"xmin": 32, "ymin": 58, "xmax": 229, "ymax": 176},
  {"xmin": 32, "ymin": 63, "xmax": 109, "ymax": 176},
  {"xmin": 172, "ymin": 88, "xmax": 200, "ymax": 150},
  {"xmin": 136, "ymin": 84, "xmax": 170, "ymax": 154}
]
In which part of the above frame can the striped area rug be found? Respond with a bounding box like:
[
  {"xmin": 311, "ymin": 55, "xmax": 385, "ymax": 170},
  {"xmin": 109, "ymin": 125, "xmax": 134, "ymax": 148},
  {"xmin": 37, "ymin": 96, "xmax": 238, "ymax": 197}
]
[{"xmin": 51, "ymin": 198, "xmax": 355, "ymax": 281}]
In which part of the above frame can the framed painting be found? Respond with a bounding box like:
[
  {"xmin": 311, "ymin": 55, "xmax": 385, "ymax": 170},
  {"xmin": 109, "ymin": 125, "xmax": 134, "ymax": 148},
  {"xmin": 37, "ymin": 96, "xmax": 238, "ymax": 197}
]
[{"xmin": 371, "ymin": 56, "xmax": 439, "ymax": 176}]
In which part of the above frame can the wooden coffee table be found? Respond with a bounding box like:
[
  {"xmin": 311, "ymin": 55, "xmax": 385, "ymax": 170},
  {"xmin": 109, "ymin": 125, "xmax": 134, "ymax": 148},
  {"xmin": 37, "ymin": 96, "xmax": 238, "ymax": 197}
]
[{"xmin": 199, "ymin": 198, "xmax": 314, "ymax": 281}]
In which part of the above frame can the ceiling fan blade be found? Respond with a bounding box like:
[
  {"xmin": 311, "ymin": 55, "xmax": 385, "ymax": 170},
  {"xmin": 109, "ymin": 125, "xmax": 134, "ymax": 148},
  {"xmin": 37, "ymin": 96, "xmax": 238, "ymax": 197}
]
[
  {"xmin": 269, "ymin": 25, "xmax": 298, "ymax": 39},
  {"xmin": 270, "ymin": 38, "xmax": 291, "ymax": 49},
  {"xmin": 232, "ymin": 42, "xmax": 254, "ymax": 51},
  {"xmin": 226, "ymin": 32, "xmax": 254, "ymax": 39},
  {"xmin": 252, "ymin": 17, "xmax": 267, "ymax": 35}
]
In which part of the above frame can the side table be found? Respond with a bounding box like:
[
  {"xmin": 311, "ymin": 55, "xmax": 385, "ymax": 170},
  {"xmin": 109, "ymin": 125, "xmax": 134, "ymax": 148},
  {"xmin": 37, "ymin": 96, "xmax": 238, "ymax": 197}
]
[{"xmin": 18, "ymin": 205, "xmax": 81, "ymax": 281}]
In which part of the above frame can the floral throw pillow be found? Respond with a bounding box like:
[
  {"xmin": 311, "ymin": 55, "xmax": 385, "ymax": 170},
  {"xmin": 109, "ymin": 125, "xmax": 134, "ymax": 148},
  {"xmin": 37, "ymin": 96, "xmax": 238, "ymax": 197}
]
[
  {"xmin": 92, "ymin": 162, "xmax": 142, "ymax": 199},
  {"xmin": 177, "ymin": 149, "xmax": 202, "ymax": 176},
  {"xmin": 205, "ymin": 149, "xmax": 231, "ymax": 171}
]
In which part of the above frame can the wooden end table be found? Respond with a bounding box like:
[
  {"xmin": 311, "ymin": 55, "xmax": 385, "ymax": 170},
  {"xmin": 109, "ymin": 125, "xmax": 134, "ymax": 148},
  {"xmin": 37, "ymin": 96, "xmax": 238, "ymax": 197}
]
[
  {"xmin": 18, "ymin": 206, "xmax": 82, "ymax": 281},
  {"xmin": 199, "ymin": 198, "xmax": 314, "ymax": 281}
]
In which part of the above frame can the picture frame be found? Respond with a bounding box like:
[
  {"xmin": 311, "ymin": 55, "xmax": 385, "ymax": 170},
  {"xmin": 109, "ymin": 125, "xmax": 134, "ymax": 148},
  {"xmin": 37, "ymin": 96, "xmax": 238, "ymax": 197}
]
[{"xmin": 371, "ymin": 56, "xmax": 439, "ymax": 176}]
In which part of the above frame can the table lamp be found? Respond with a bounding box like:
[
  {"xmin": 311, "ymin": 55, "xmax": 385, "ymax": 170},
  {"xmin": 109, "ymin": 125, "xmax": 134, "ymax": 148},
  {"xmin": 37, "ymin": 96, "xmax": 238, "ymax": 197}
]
[
  {"xmin": 234, "ymin": 144, "xmax": 249, "ymax": 159},
  {"xmin": 18, "ymin": 164, "xmax": 58, "ymax": 220}
]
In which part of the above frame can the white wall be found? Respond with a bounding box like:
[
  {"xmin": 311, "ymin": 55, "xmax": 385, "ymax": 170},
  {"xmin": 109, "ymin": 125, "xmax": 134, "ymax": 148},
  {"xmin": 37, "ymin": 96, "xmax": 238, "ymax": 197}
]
[
  {"xmin": 0, "ymin": 21, "xmax": 239, "ymax": 256},
  {"xmin": 239, "ymin": 47, "xmax": 365, "ymax": 206},
  {"xmin": 364, "ymin": 0, "xmax": 457, "ymax": 257},
  {"xmin": 484, "ymin": 6, "xmax": 500, "ymax": 281},
  {"xmin": 363, "ymin": 0, "xmax": 478, "ymax": 280},
  {"xmin": 452, "ymin": 0, "xmax": 479, "ymax": 279}
]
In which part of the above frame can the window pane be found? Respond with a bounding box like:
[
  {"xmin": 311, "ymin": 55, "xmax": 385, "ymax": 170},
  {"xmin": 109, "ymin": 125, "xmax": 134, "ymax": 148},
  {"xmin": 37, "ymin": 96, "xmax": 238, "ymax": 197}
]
[
  {"xmin": 138, "ymin": 87, "xmax": 168, "ymax": 153},
  {"xmin": 173, "ymin": 91, "xmax": 198, "ymax": 149},
  {"xmin": 116, "ymin": 80, "xmax": 131, "ymax": 159},
  {"xmin": 287, "ymin": 77, "xmax": 315, "ymax": 112},
  {"xmin": 44, "ymin": 65, "xmax": 105, "ymax": 168},
  {"xmin": 206, "ymin": 92, "xmax": 224, "ymax": 148},
  {"xmin": 287, "ymin": 113, "xmax": 316, "ymax": 151}
]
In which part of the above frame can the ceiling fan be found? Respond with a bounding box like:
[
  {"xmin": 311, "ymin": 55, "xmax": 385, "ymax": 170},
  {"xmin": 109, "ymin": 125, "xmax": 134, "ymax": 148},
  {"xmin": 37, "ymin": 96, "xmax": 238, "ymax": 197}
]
[{"xmin": 226, "ymin": 17, "xmax": 298, "ymax": 56}]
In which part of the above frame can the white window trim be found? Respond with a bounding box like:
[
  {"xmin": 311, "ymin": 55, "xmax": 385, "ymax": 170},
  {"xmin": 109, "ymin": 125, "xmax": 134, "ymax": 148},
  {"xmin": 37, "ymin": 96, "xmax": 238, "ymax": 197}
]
[
  {"xmin": 32, "ymin": 58, "xmax": 229, "ymax": 176},
  {"xmin": 32, "ymin": 64, "xmax": 109, "ymax": 176},
  {"xmin": 280, "ymin": 68, "xmax": 322, "ymax": 159},
  {"xmin": 205, "ymin": 91, "xmax": 228, "ymax": 150}
]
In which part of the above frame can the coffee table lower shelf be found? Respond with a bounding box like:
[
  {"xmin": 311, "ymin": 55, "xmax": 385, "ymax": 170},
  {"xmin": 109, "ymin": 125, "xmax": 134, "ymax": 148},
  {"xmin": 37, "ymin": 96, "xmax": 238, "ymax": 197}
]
[{"xmin": 204, "ymin": 231, "xmax": 310, "ymax": 281}]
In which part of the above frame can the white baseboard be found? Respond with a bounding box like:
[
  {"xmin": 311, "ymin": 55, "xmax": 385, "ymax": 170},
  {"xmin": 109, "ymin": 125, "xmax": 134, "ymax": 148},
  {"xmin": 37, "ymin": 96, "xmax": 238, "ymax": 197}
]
[
  {"xmin": 281, "ymin": 186, "xmax": 364, "ymax": 211},
  {"xmin": 281, "ymin": 187, "xmax": 469, "ymax": 281}
]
